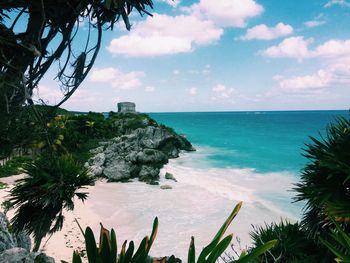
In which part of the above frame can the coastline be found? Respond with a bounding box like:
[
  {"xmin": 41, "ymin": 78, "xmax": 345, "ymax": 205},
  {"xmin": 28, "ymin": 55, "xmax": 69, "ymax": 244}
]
[{"xmin": 0, "ymin": 144, "xmax": 301, "ymax": 262}]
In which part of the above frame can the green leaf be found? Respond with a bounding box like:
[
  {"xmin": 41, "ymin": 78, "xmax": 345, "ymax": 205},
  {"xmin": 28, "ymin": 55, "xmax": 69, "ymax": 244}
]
[
  {"xmin": 119, "ymin": 241, "xmax": 127, "ymax": 263},
  {"xmin": 100, "ymin": 232, "xmax": 112, "ymax": 263},
  {"xmin": 124, "ymin": 241, "xmax": 135, "ymax": 262},
  {"xmin": 147, "ymin": 217, "xmax": 158, "ymax": 253},
  {"xmin": 206, "ymin": 234, "xmax": 233, "ymax": 263},
  {"xmin": 110, "ymin": 229, "xmax": 117, "ymax": 263},
  {"xmin": 85, "ymin": 227, "xmax": 97, "ymax": 263},
  {"xmin": 72, "ymin": 251, "xmax": 82, "ymax": 263},
  {"xmin": 235, "ymin": 240, "xmax": 277, "ymax": 263},
  {"xmin": 167, "ymin": 255, "xmax": 177, "ymax": 263},
  {"xmin": 133, "ymin": 236, "xmax": 148, "ymax": 260},
  {"xmin": 197, "ymin": 202, "xmax": 242, "ymax": 262},
  {"xmin": 188, "ymin": 236, "xmax": 195, "ymax": 263}
]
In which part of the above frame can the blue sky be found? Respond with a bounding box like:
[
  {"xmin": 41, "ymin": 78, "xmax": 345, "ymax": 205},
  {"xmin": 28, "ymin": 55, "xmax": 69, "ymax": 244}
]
[{"xmin": 39, "ymin": 0, "xmax": 350, "ymax": 112}]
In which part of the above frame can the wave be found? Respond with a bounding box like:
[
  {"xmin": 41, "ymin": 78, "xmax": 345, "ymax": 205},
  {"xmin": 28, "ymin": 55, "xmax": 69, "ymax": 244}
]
[{"xmin": 161, "ymin": 148, "xmax": 302, "ymax": 220}]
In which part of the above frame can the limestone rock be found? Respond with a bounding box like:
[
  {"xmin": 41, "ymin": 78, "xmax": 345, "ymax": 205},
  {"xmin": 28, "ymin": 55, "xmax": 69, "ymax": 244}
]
[
  {"xmin": 0, "ymin": 248, "xmax": 36, "ymax": 263},
  {"xmin": 90, "ymin": 146, "xmax": 104, "ymax": 155},
  {"xmin": 89, "ymin": 152, "xmax": 105, "ymax": 167},
  {"xmin": 139, "ymin": 165, "xmax": 160, "ymax": 181},
  {"xmin": 0, "ymin": 212, "xmax": 31, "ymax": 253},
  {"xmin": 103, "ymin": 160, "xmax": 133, "ymax": 181},
  {"xmin": 0, "ymin": 213, "xmax": 54, "ymax": 262},
  {"xmin": 86, "ymin": 114, "xmax": 194, "ymax": 183},
  {"xmin": 165, "ymin": 172, "xmax": 177, "ymax": 182},
  {"xmin": 0, "ymin": 248, "xmax": 54, "ymax": 263},
  {"xmin": 160, "ymin": 185, "xmax": 173, "ymax": 190}
]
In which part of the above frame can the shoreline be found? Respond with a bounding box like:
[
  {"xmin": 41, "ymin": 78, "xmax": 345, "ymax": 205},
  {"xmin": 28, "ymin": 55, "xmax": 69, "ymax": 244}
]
[{"xmin": 0, "ymin": 152, "xmax": 300, "ymax": 262}]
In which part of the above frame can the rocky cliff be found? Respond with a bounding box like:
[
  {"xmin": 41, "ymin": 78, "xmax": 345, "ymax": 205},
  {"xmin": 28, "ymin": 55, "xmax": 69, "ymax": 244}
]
[{"xmin": 86, "ymin": 113, "xmax": 194, "ymax": 184}]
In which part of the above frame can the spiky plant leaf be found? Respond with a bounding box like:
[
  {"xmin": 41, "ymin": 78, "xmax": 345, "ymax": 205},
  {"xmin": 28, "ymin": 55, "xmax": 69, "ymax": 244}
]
[
  {"xmin": 197, "ymin": 202, "xmax": 242, "ymax": 262},
  {"xmin": 188, "ymin": 236, "xmax": 195, "ymax": 263}
]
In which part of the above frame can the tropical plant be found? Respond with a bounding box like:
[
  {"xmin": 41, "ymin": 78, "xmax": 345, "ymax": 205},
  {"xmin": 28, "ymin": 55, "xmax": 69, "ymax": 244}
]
[
  {"xmin": 250, "ymin": 220, "xmax": 323, "ymax": 263},
  {"xmin": 67, "ymin": 202, "xmax": 277, "ymax": 263},
  {"xmin": 321, "ymin": 219, "xmax": 350, "ymax": 262},
  {"xmin": 294, "ymin": 116, "xmax": 350, "ymax": 239},
  {"xmin": 0, "ymin": 156, "xmax": 32, "ymax": 177},
  {"xmin": 8, "ymin": 154, "xmax": 94, "ymax": 251}
]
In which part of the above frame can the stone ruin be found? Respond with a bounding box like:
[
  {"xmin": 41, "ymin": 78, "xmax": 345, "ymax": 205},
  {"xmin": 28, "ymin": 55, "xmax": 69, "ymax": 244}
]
[{"xmin": 117, "ymin": 102, "xmax": 136, "ymax": 113}]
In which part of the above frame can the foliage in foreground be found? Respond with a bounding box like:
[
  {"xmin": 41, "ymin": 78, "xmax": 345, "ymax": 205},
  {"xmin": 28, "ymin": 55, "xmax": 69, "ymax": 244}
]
[
  {"xmin": 294, "ymin": 116, "xmax": 350, "ymax": 240},
  {"xmin": 8, "ymin": 154, "xmax": 94, "ymax": 251},
  {"xmin": 65, "ymin": 202, "xmax": 277, "ymax": 263},
  {"xmin": 250, "ymin": 115, "xmax": 350, "ymax": 262},
  {"xmin": 0, "ymin": 156, "xmax": 32, "ymax": 178},
  {"xmin": 321, "ymin": 220, "xmax": 350, "ymax": 262},
  {"xmin": 250, "ymin": 221, "xmax": 323, "ymax": 263}
]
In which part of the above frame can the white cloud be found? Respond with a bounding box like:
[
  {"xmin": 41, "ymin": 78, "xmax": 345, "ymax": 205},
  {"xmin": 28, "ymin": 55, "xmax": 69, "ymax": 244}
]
[
  {"xmin": 157, "ymin": 0, "xmax": 180, "ymax": 7},
  {"xmin": 304, "ymin": 14, "xmax": 326, "ymax": 28},
  {"xmin": 212, "ymin": 84, "xmax": 235, "ymax": 98},
  {"xmin": 276, "ymin": 57, "xmax": 350, "ymax": 91},
  {"xmin": 312, "ymin": 39, "xmax": 350, "ymax": 58},
  {"xmin": 89, "ymin": 67, "xmax": 144, "ymax": 89},
  {"xmin": 324, "ymin": 0, "xmax": 350, "ymax": 7},
  {"xmin": 262, "ymin": 37, "xmax": 350, "ymax": 61},
  {"xmin": 240, "ymin": 23, "xmax": 293, "ymax": 41},
  {"xmin": 188, "ymin": 0, "xmax": 264, "ymax": 28},
  {"xmin": 212, "ymin": 84, "xmax": 226, "ymax": 92},
  {"xmin": 304, "ymin": 20, "xmax": 326, "ymax": 28},
  {"xmin": 189, "ymin": 87, "xmax": 197, "ymax": 95},
  {"xmin": 173, "ymin": 70, "xmax": 180, "ymax": 75},
  {"xmin": 279, "ymin": 70, "xmax": 333, "ymax": 91},
  {"xmin": 107, "ymin": 14, "xmax": 223, "ymax": 57},
  {"xmin": 145, "ymin": 86, "xmax": 156, "ymax": 92},
  {"xmin": 261, "ymin": 36, "xmax": 313, "ymax": 61},
  {"xmin": 34, "ymin": 85, "xmax": 62, "ymax": 104}
]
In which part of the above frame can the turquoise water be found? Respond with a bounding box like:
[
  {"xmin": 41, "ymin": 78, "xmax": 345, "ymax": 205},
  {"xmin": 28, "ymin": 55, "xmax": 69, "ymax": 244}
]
[{"xmin": 150, "ymin": 110, "xmax": 348, "ymax": 174}]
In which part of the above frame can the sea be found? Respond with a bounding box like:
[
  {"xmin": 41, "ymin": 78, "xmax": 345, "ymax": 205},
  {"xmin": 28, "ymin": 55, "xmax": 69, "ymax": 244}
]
[{"xmin": 92, "ymin": 110, "xmax": 348, "ymax": 259}]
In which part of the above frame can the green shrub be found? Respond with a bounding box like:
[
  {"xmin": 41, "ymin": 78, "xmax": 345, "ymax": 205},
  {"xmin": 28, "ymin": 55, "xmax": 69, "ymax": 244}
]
[
  {"xmin": 294, "ymin": 116, "xmax": 350, "ymax": 240},
  {"xmin": 320, "ymin": 220, "xmax": 350, "ymax": 262},
  {"xmin": 250, "ymin": 221, "xmax": 323, "ymax": 262},
  {"xmin": 0, "ymin": 156, "xmax": 32, "ymax": 177},
  {"xmin": 8, "ymin": 154, "xmax": 94, "ymax": 251}
]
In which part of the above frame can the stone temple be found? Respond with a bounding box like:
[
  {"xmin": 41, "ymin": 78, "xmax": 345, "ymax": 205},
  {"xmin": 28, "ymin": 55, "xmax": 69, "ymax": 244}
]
[{"xmin": 117, "ymin": 102, "xmax": 136, "ymax": 113}]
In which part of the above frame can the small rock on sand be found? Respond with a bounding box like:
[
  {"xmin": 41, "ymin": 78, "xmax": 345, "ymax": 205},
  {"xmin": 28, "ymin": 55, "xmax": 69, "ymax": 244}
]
[{"xmin": 160, "ymin": 185, "xmax": 172, "ymax": 190}]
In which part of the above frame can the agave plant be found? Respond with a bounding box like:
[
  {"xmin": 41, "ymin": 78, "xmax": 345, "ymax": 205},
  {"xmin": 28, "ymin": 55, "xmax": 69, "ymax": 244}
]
[
  {"xmin": 8, "ymin": 154, "xmax": 94, "ymax": 252},
  {"xmin": 67, "ymin": 202, "xmax": 277, "ymax": 263},
  {"xmin": 294, "ymin": 116, "xmax": 350, "ymax": 240}
]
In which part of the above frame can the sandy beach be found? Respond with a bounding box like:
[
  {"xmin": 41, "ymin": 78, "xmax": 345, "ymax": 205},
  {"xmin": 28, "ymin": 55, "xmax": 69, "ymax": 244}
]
[{"xmin": 0, "ymin": 156, "xmax": 298, "ymax": 262}]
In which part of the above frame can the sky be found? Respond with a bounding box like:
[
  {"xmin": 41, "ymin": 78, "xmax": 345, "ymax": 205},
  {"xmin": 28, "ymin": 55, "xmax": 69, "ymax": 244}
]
[{"xmin": 38, "ymin": 0, "xmax": 350, "ymax": 112}]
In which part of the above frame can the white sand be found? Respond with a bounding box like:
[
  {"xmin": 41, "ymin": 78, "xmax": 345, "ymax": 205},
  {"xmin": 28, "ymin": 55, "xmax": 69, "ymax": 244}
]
[{"xmin": 0, "ymin": 159, "xmax": 299, "ymax": 262}]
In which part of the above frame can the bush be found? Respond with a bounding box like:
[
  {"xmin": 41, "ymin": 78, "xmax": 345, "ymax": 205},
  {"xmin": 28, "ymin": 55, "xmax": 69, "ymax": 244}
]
[
  {"xmin": 250, "ymin": 221, "xmax": 323, "ymax": 262},
  {"xmin": 0, "ymin": 156, "xmax": 32, "ymax": 177},
  {"xmin": 8, "ymin": 154, "xmax": 94, "ymax": 251},
  {"xmin": 294, "ymin": 116, "xmax": 350, "ymax": 240}
]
